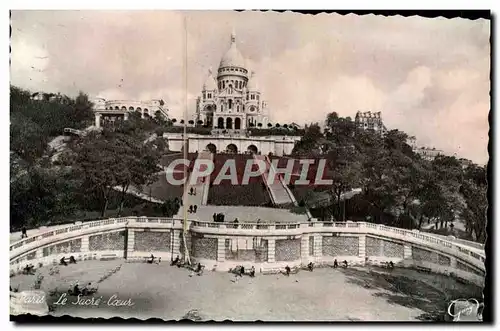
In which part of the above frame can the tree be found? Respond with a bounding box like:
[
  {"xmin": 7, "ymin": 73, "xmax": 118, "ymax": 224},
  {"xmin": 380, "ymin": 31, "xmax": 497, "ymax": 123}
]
[
  {"xmin": 257, "ymin": 123, "xmax": 262, "ymax": 128},
  {"xmin": 460, "ymin": 165, "xmax": 487, "ymax": 242},
  {"xmin": 267, "ymin": 123, "xmax": 272, "ymax": 128},
  {"xmin": 283, "ymin": 124, "xmax": 288, "ymax": 129},
  {"xmin": 68, "ymin": 127, "xmax": 162, "ymax": 217},
  {"xmin": 180, "ymin": 120, "xmax": 185, "ymax": 124},
  {"xmin": 275, "ymin": 123, "xmax": 280, "ymax": 128},
  {"xmin": 172, "ymin": 118, "xmax": 177, "ymax": 123},
  {"xmin": 188, "ymin": 120, "xmax": 194, "ymax": 125},
  {"xmin": 323, "ymin": 146, "xmax": 363, "ymax": 221},
  {"xmin": 292, "ymin": 123, "xmax": 324, "ymax": 156},
  {"xmin": 197, "ymin": 120, "xmax": 203, "ymax": 126},
  {"xmin": 249, "ymin": 123, "xmax": 255, "ymax": 128}
]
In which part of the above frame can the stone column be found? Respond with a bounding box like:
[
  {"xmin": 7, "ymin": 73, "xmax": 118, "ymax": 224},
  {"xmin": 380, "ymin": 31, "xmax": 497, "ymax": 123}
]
[
  {"xmin": 172, "ymin": 229, "xmax": 181, "ymax": 258},
  {"xmin": 81, "ymin": 236, "xmax": 89, "ymax": 253},
  {"xmin": 217, "ymin": 238, "xmax": 226, "ymax": 262},
  {"xmin": 124, "ymin": 112, "xmax": 129, "ymax": 120},
  {"xmin": 267, "ymin": 239, "xmax": 276, "ymax": 263},
  {"xmin": 126, "ymin": 229, "xmax": 135, "ymax": 259},
  {"xmin": 358, "ymin": 235, "xmax": 366, "ymax": 264},
  {"xmin": 403, "ymin": 245, "xmax": 412, "ymax": 259},
  {"xmin": 141, "ymin": 110, "xmax": 145, "ymax": 119},
  {"xmin": 95, "ymin": 113, "xmax": 101, "ymax": 128}
]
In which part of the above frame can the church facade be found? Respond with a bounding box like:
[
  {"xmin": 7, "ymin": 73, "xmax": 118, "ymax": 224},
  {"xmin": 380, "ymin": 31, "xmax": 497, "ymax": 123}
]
[{"xmin": 196, "ymin": 32, "xmax": 270, "ymax": 131}]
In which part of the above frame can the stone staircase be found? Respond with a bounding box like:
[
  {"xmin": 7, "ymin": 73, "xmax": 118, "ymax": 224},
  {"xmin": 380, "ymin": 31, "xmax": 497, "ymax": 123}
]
[
  {"xmin": 175, "ymin": 151, "xmax": 212, "ymax": 217},
  {"xmin": 254, "ymin": 154, "xmax": 294, "ymax": 206}
]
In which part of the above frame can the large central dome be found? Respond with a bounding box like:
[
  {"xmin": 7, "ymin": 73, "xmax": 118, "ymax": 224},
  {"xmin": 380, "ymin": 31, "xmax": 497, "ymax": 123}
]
[{"xmin": 219, "ymin": 32, "xmax": 246, "ymax": 70}]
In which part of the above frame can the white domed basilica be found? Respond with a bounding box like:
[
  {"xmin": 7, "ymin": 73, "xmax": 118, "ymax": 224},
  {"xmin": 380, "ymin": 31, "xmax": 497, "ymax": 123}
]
[{"xmin": 196, "ymin": 32, "xmax": 270, "ymax": 131}]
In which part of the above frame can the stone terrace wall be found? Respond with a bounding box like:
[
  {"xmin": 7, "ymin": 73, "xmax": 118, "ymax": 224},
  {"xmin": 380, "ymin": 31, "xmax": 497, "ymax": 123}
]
[
  {"xmin": 382, "ymin": 240, "xmax": 404, "ymax": 258},
  {"xmin": 457, "ymin": 260, "xmax": 485, "ymax": 277},
  {"xmin": 134, "ymin": 231, "xmax": 171, "ymax": 252},
  {"xmin": 412, "ymin": 247, "xmax": 451, "ymax": 266},
  {"xmin": 322, "ymin": 236, "xmax": 359, "ymax": 256},
  {"xmin": 276, "ymin": 239, "xmax": 301, "ymax": 261},
  {"xmin": 43, "ymin": 239, "xmax": 82, "ymax": 257},
  {"xmin": 366, "ymin": 236, "xmax": 403, "ymax": 258},
  {"xmin": 89, "ymin": 231, "xmax": 125, "ymax": 251},
  {"xmin": 192, "ymin": 236, "xmax": 218, "ymax": 260}
]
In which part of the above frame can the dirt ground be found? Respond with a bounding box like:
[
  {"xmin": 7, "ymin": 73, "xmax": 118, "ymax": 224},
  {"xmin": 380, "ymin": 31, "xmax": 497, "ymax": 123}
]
[{"xmin": 10, "ymin": 260, "xmax": 482, "ymax": 321}]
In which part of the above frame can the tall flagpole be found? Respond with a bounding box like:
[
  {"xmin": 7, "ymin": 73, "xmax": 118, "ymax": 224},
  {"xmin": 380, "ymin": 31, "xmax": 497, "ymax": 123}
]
[{"xmin": 182, "ymin": 15, "xmax": 191, "ymax": 265}]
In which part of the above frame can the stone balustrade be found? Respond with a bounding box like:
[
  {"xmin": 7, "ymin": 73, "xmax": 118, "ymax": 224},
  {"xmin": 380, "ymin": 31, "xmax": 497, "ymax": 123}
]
[{"xmin": 10, "ymin": 217, "xmax": 485, "ymax": 286}]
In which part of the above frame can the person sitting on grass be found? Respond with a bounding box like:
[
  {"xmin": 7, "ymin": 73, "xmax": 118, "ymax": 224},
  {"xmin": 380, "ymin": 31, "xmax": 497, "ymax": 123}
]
[
  {"xmin": 195, "ymin": 263, "xmax": 204, "ymax": 276},
  {"xmin": 389, "ymin": 261, "xmax": 394, "ymax": 269},
  {"xmin": 307, "ymin": 262, "xmax": 314, "ymax": 272},
  {"xmin": 333, "ymin": 259, "xmax": 338, "ymax": 269},
  {"xmin": 171, "ymin": 255, "xmax": 180, "ymax": 266},
  {"xmin": 69, "ymin": 256, "xmax": 77, "ymax": 264},
  {"xmin": 147, "ymin": 254, "xmax": 155, "ymax": 264},
  {"xmin": 72, "ymin": 281, "xmax": 80, "ymax": 296},
  {"xmin": 249, "ymin": 266, "xmax": 256, "ymax": 278},
  {"xmin": 342, "ymin": 260, "xmax": 348, "ymax": 268},
  {"xmin": 23, "ymin": 264, "xmax": 35, "ymax": 275},
  {"xmin": 60, "ymin": 257, "xmax": 68, "ymax": 266},
  {"xmin": 285, "ymin": 265, "xmax": 291, "ymax": 276}
]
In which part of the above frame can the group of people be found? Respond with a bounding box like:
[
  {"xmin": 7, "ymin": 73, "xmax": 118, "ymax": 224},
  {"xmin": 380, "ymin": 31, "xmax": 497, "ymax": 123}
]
[
  {"xmin": 69, "ymin": 281, "xmax": 97, "ymax": 296},
  {"xmin": 60, "ymin": 256, "xmax": 77, "ymax": 266},
  {"xmin": 23, "ymin": 263, "xmax": 36, "ymax": 275},
  {"xmin": 231, "ymin": 265, "xmax": 256, "ymax": 278},
  {"xmin": 213, "ymin": 213, "xmax": 226, "ymax": 223},
  {"xmin": 170, "ymin": 255, "xmax": 205, "ymax": 276},
  {"xmin": 333, "ymin": 259, "xmax": 349, "ymax": 269},
  {"xmin": 147, "ymin": 254, "xmax": 161, "ymax": 264}
]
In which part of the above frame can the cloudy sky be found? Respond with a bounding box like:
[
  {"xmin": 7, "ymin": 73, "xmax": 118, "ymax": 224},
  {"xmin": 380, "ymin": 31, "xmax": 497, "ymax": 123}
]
[{"xmin": 10, "ymin": 11, "xmax": 490, "ymax": 164}]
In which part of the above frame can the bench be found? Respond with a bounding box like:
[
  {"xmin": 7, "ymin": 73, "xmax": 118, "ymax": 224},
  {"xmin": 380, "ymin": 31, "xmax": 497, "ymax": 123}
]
[
  {"xmin": 125, "ymin": 256, "xmax": 161, "ymax": 263},
  {"xmin": 99, "ymin": 254, "xmax": 118, "ymax": 261},
  {"xmin": 260, "ymin": 267, "xmax": 282, "ymax": 275},
  {"xmin": 416, "ymin": 266, "xmax": 432, "ymax": 273},
  {"xmin": 260, "ymin": 267, "xmax": 300, "ymax": 275}
]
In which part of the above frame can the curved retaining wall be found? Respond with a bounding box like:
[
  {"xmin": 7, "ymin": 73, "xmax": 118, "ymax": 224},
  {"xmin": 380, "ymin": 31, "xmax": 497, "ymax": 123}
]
[{"xmin": 10, "ymin": 218, "xmax": 486, "ymax": 286}]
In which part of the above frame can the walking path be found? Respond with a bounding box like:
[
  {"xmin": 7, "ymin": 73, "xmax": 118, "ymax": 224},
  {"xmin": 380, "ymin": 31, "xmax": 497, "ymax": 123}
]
[{"xmin": 254, "ymin": 154, "xmax": 293, "ymax": 205}]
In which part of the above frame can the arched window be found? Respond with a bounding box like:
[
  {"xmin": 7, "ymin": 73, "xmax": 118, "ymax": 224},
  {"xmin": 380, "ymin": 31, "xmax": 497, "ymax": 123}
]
[
  {"xmin": 228, "ymin": 99, "xmax": 233, "ymax": 109},
  {"xmin": 221, "ymin": 105, "xmax": 224, "ymax": 112},
  {"xmin": 237, "ymin": 105, "xmax": 240, "ymax": 112},
  {"xmin": 203, "ymin": 92, "xmax": 206, "ymax": 100},
  {"xmin": 223, "ymin": 81, "xmax": 225, "ymax": 89},
  {"xmin": 217, "ymin": 117, "xmax": 224, "ymax": 129}
]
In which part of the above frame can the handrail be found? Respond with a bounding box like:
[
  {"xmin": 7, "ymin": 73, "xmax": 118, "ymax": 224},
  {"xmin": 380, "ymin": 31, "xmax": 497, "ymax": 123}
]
[{"xmin": 10, "ymin": 217, "xmax": 485, "ymax": 267}]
